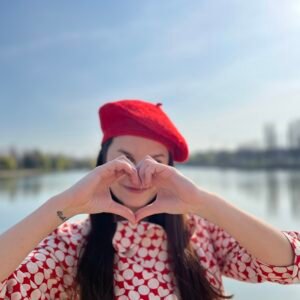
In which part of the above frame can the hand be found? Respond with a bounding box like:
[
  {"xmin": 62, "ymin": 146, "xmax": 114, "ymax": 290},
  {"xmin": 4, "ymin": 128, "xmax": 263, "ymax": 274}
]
[
  {"xmin": 55, "ymin": 155, "xmax": 140, "ymax": 224},
  {"xmin": 134, "ymin": 156, "xmax": 205, "ymax": 223}
]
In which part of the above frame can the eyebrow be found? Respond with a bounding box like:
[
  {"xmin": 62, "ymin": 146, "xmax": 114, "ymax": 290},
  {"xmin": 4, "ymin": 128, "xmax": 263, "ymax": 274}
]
[{"xmin": 117, "ymin": 149, "xmax": 166, "ymax": 158}]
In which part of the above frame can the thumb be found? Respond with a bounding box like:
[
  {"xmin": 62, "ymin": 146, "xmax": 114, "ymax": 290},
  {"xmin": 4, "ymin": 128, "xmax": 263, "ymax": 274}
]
[
  {"xmin": 135, "ymin": 202, "xmax": 162, "ymax": 223},
  {"xmin": 109, "ymin": 201, "xmax": 136, "ymax": 224}
]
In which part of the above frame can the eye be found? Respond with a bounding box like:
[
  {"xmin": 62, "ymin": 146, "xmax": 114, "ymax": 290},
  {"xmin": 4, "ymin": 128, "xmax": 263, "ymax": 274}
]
[{"xmin": 126, "ymin": 155, "xmax": 136, "ymax": 164}]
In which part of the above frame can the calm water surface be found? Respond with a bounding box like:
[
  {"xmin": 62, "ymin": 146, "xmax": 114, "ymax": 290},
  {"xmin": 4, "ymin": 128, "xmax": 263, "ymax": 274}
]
[{"xmin": 0, "ymin": 166, "xmax": 299, "ymax": 299}]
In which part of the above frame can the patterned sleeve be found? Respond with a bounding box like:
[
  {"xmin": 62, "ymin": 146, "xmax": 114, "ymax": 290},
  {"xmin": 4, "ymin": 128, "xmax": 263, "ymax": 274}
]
[
  {"xmin": 0, "ymin": 219, "xmax": 89, "ymax": 300},
  {"xmin": 208, "ymin": 221, "xmax": 300, "ymax": 284}
]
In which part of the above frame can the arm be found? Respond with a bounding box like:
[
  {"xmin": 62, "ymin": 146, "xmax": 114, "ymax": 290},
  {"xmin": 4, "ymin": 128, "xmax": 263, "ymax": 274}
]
[
  {"xmin": 195, "ymin": 191, "xmax": 295, "ymax": 266},
  {"xmin": 133, "ymin": 160, "xmax": 297, "ymax": 267},
  {"xmin": 187, "ymin": 213, "xmax": 300, "ymax": 285},
  {"xmin": 0, "ymin": 194, "xmax": 73, "ymax": 282}
]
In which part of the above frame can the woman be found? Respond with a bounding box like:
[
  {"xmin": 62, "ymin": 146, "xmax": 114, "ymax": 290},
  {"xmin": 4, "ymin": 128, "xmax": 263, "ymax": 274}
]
[{"xmin": 0, "ymin": 99, "xmax": 299, "ymax": 300}]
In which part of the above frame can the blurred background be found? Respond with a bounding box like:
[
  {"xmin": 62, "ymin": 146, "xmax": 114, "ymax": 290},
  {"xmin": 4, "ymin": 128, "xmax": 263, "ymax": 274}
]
[{"xmin": 0, "ymin": 1, "xmax": 300, "ymax": 298}]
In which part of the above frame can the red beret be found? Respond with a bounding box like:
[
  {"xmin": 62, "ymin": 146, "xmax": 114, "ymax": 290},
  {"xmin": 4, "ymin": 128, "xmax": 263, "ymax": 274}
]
[{"xmin": 98, "ymin": 99, "xmax": 189, "ymax": 162}]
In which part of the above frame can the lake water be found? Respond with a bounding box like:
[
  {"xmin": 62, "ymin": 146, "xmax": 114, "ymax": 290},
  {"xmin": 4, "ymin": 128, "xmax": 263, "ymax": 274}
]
[{"xmin": 0, "ymin": 166, "xmax": 299, "ymax": 299}]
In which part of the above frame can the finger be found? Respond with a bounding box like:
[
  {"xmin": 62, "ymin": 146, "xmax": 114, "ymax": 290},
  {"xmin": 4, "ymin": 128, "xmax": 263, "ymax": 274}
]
[
  {"xmin": 118, "ymin": 154, "xmax": 135, "ymax": 167},
  {"xmin": 136, "ymin": 160, "xmax": 146, "ymax": 187},
  {"xmin": 143, "ymin": 164, "xmax": 155, "ymax": 188},
  {"xmin": 113, "ymin": 160, "xmax": 136, "ymax": 176},
  {"xmin": 135, "ymin": 202, "xmax": 162, "ymax": 223},
  {"xmin": 130, "ymin": 167, "xmax": 141, "ymax": 186},
  {"xmin": 107, "ymin": 160, "xmax": 139, "ymax": 185},
  {"xmin": 115, "ymin": 167, "xmax": 140, "ymax": 186},
  {"xmin": 116, "ymin": 157, "xmax": 140, "ymax": 186},
  {"xmin": 109, "ymin": 201, "xmax": 136, "ymax": 224},
  {"xmin": 137, "ymin": 157, "xmax": 155, "ymax": 187}
]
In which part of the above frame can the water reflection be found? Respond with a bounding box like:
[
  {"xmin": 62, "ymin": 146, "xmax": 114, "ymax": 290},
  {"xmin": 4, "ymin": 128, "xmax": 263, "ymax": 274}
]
[
  {"xmin": 232, "ymin": 170, "xmax": 300, "ymax": 219},
  {"xmin": 265, "ymin": 172, "xmax": 279, "ymax": 216},
  {"xmin": 1, "ymin": 168, "xmax": 300, "ymax": 222},
  {"xmin": 236, "ymin": 171, "xmax": 265, "ymax": 201},
  {"xmin": 0, "ymin": 175, "xmax": 44, "ymax": 202},
  {"xmin": 287, "ymin": 171, "xmax": 300, "ymax": 218},
  {"xmin": 181, "ymin": 167, "xmax": 300, "ymax": 223}
]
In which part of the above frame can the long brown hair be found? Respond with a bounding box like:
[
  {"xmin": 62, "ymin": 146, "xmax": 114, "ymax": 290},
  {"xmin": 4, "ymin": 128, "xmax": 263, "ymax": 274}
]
[{"xmin": 74, "ymin": 138, "xmax": 233, "ymax": 299}]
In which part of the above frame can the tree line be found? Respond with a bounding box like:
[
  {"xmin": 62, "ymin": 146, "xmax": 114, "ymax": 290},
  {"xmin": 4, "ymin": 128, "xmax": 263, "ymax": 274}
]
[
  {"xmin": 0, "ymin": 149, "xmax": 95, "ymax": 171},
  {"xmin": 185, "ymin": 148, "xmax": 300, "ymax": 169},
  {"xmin": 2, "ymin": 147, "xmax": 300, "ymax": 171}
]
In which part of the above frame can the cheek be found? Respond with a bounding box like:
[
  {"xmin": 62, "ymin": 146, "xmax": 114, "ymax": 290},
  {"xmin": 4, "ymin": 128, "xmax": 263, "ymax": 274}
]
[{"xmin": 109, "ymin": 180, "xmax": 122, "ymax": 193}]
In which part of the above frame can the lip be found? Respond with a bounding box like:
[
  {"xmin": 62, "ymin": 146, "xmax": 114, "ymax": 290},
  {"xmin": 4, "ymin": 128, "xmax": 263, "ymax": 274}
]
[{"xmin": 122, "ymin": 185, "xmax": 149, "ymax": 194}]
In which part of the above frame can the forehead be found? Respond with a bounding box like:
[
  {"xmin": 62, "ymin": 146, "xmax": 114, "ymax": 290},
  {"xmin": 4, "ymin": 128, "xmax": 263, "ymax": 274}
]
[{"xmin": 108, "ymin": 135, "xmax": 169, "ymax": 155}]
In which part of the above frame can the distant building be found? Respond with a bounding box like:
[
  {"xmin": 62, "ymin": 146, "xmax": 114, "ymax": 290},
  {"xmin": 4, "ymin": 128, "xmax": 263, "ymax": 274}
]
[
  {"xmin": 287, "ymin": 119, "xmax": 300, "ymax": 149},
  {"xmin": 237, "ymin": 140, "xmax": 261, "ymax": 151},
  {"xmin": 264, "ymin": 123, "xmax": 277, "ymax": 150}
]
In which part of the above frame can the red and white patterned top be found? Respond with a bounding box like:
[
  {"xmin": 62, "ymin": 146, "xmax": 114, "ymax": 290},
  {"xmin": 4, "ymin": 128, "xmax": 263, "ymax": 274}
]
[{"xmin": 1, "ymin": 213, "xmax": 300, "ymax": 300}]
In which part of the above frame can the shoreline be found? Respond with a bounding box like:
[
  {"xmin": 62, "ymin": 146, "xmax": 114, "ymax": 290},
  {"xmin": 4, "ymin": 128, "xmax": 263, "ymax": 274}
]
[
  {"xmin": 0, "ymin": 168, "xmax": 91, "ymax": 179},
  {"xmin": 1, "ymin": 165, "xmax": 300, "ymax": 180},
  {"xmin": 0, "ymin": 169, "xmax": 49, "ymax": 179}
]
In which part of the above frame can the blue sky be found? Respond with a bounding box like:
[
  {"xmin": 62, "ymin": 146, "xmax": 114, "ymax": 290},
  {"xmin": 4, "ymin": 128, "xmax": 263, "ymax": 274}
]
[{"xmin": 1, "ymin": 1, "xmax": 300, "ymax": 158}]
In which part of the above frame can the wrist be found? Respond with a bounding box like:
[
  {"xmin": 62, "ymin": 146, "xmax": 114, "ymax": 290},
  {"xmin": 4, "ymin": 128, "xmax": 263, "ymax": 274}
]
[
  {"xmin": 49, "ymin": 193, "xmax": 78, "ymax": 220},
  {"xmin": 192, "ymin": 187, "xmax": 219, "ymax": 219}
]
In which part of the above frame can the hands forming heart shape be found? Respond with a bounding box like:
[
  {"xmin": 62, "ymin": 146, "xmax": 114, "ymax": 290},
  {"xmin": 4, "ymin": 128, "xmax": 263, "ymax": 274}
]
[{"xmin": 60, "ymin": 155, "xmax": 205, "ymax": 225}]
